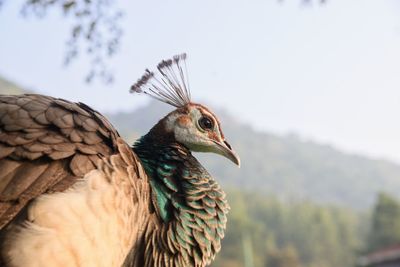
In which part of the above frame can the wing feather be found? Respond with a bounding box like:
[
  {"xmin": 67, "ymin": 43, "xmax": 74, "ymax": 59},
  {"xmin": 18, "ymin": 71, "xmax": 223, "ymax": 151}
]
[{"xmin": 0, "ymin": 93, "xmax": 131, "ymax": 229}]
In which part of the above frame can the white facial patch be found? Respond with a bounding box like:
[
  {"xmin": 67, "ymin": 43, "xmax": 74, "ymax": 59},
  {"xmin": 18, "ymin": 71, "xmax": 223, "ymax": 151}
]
[{"xmin": 166, "ymin": 106, "xmax": 222, "ymax": 152}]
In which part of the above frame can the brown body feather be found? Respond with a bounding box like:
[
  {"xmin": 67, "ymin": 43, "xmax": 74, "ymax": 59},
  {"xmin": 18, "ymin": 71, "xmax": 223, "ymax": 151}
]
[
  {"xmin": 0, "ymin": 94, "xmax": 122, "ymax": 229},
  {"xmin": 0, "ymin": 87, "xmax": 233, "ymax": 266},
  {"xmin": 0, "ymin": 94, "xmax": 158, "ymax": 266}
]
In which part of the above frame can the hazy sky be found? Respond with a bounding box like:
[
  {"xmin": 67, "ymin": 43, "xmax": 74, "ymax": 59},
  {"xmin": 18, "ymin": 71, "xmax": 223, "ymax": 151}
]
[{"xmin": 1, "ymin": 0, "xmax": 400, "ymax": 163}]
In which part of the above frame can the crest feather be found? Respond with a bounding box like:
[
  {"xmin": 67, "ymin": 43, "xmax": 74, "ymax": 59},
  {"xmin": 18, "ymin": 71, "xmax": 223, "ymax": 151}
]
[{"xmin": 130, "ymin": 53, "xmax": 191, "ymax": 107}]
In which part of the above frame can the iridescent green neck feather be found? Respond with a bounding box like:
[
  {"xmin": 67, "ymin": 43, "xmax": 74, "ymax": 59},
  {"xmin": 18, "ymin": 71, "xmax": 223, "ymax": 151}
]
[{"xmin": 133, "ymin": 131, "xmax": 229, "ymax": 267}]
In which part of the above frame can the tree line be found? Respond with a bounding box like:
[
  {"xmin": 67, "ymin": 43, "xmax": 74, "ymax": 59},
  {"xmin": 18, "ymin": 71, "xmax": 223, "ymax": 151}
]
[{"xmin": 212, "ymin": 191, "xmax": 400, "ymax": 267}]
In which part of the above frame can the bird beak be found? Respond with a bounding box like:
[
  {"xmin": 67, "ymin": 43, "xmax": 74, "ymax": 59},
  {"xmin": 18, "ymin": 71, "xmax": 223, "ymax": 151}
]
[{"xmin": 212, "ymin": 139, "xmax": 241, "ymax": 167}]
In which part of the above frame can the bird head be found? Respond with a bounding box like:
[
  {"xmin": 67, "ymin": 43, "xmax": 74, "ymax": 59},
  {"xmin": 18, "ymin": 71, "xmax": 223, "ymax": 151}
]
[
  {"xmin": 163, "ymin": 103, "xmax": 240, "ymax": 166},
  {"xmin": 131, "ymin": 54, "xmax": 240, "ymax": 166}
]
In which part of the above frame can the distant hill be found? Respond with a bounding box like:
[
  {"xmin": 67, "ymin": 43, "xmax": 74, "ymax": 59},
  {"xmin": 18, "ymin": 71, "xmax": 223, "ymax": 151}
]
[
  {"xmin": 107, "ymin": 102, "xmax": 400, "ymax": 210},
  {"xmin": 1, "ymin": 76, "xmax": 400, "ymax": 210},
  {"xmin": 0, "ymin": 76, "xmax": 30, "ymax": 95}
]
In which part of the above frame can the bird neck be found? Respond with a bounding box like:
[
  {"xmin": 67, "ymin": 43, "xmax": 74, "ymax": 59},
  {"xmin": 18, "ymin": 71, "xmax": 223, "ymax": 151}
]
[
  {"xmin": 133, "ymin": 131, "xmax": 205, "ymax": 222},
  {"xmin": 132, "ymin": 132, "xmax": 188, "ymax": 222},
  {"xmin": 132, "ymin": 131, "xmax": 229, "ymax": 266}
]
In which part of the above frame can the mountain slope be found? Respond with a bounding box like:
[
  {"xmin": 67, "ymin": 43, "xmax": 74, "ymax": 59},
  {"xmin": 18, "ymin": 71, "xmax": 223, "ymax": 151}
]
[
  {"xmin": 0, "ymin": 77, "xmax": 31, "ymax": 95},
  {"xmin": 1, "ymin": 76, "xmax": 399, "ymax": 210},
  {"xmin": 108, "ymin": 102, "xmax": 400, "ymax": 210}
]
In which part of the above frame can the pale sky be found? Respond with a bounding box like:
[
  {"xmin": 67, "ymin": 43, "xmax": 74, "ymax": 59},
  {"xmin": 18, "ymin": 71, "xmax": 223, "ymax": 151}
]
[{"xmin": 1, "ymin": 0, "xmax": 400, "ymax": 163}]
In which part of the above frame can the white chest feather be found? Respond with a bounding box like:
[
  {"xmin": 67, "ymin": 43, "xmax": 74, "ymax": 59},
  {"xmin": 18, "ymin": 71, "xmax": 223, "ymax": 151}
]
[{"xmin": 3, "ymin": 169, "xmax": 141, "ymax": 267}]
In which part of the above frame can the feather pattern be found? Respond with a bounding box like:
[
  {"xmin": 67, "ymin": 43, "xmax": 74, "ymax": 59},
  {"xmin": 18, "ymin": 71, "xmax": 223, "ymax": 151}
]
[
  {"xmin": 132, "ymin": 131, "xmax": 229, "ymax": 267},
  {"xmin": 0, "ymin": 94, "xmax": 160, "ymax": 267},
  {"xmin": 0, "ymin": 94, "xmax": 119, "ymax": 230}
]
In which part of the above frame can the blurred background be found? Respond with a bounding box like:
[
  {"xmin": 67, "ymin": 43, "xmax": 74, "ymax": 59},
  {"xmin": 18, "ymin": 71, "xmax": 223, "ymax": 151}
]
[{"xmin": 2, "ymin": 0, "xmax": 400, "ymax": 266}]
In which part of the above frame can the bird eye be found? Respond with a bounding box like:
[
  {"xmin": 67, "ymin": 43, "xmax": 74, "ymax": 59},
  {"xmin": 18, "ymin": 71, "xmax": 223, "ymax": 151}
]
[{"xmin": 198, "ymin": 116, "xmax": 214, "ymax": 130}]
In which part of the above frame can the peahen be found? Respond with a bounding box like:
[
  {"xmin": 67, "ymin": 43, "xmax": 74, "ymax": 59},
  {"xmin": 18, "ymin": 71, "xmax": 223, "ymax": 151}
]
[{"xmin": 0, "ymin": 54, "xmax": 240, "ymax": 267}]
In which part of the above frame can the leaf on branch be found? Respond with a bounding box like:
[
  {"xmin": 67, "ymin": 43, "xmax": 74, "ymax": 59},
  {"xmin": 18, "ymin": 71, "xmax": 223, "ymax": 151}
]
[
  {"xmin": 62, "ymin": 0, "xmax": 76, "ymax": 14},
  {"xmin": 19, "ymin": 0, "xmax": 123, "ymax": 84}
]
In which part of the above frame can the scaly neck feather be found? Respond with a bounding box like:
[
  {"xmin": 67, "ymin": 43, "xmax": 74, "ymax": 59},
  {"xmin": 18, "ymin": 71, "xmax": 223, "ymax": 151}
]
[{"xmin": 132, "ymin": 128, "xmax": 229, "ymax": 266}]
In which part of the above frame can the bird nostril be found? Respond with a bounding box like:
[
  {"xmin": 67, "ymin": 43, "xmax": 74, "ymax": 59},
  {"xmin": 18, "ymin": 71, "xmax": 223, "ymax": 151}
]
[{"xmin": 224, "ymin": 140, "xmax": 232, "ymax": 150}]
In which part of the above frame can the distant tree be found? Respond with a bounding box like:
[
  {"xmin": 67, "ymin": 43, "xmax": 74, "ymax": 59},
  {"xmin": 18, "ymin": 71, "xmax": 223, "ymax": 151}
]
[
  {"xmin": 0, "ymin": 0, "xmax": 122, "ymax": 83},
  {"xmin": 210, "ymin": 190, "xmax": 362, "ymax": 267},
  {"xmin": 265, "ymin": 245, "xmax": 302, "ymax": 267},
  {"xmin": 367, "ymin": 192, "xmax": 400, "ymax": 251}
]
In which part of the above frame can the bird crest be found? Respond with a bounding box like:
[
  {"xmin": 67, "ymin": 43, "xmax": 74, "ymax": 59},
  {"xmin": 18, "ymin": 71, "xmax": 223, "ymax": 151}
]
[{"xmin": 130, "ymin": 53, "xmax": 191, "ymax": 108}]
